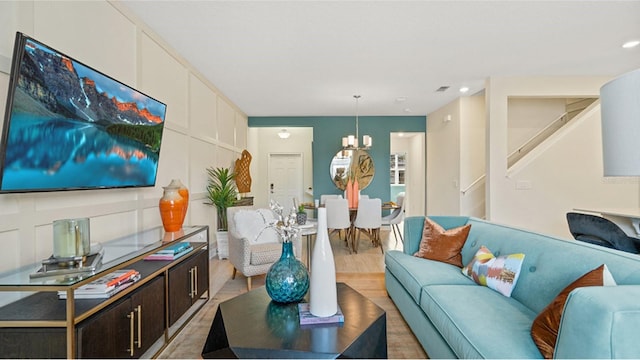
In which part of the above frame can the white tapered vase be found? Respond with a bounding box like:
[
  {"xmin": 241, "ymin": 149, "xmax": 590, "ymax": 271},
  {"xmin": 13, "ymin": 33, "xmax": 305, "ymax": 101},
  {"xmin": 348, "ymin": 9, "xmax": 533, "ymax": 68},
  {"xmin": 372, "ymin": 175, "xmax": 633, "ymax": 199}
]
[{"xmin": 309, "ymin": 207, "xmax": 338, "ymax": 317}]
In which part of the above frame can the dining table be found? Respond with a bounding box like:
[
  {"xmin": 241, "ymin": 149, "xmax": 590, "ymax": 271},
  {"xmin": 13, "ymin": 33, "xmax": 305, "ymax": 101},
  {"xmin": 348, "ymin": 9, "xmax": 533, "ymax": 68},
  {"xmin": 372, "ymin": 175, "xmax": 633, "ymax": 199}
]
[{"xmin": 303, "ymin": 202, "xmax": 399, "ymax": 253}]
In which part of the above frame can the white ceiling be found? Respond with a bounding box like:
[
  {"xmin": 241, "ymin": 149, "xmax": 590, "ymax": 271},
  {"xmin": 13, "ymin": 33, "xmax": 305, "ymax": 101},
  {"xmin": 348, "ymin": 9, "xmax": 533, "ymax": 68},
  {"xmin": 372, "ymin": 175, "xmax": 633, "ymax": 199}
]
[{"xmin": 120, "ymin": 1, "xmax": 640, "ymax": 117}]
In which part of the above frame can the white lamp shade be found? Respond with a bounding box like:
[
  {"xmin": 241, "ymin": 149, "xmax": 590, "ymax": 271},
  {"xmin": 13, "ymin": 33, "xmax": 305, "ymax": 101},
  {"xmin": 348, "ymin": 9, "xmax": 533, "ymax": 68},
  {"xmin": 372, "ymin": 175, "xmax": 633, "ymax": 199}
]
[
  {"xmin": 363, "ymin": 135, "xmax": 372, "ymax": 147},
  {"xmin": 601, "ymin": 68, "xmax": 640, "ymax": 176}
]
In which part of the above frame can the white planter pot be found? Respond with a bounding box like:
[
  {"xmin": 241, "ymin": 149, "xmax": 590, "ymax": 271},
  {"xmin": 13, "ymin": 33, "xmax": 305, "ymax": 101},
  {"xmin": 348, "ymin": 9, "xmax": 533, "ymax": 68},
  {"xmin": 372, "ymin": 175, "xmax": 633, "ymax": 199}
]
[{"xmin": 216, "ymin": 231, "xmax": 229, "ymax": 260}]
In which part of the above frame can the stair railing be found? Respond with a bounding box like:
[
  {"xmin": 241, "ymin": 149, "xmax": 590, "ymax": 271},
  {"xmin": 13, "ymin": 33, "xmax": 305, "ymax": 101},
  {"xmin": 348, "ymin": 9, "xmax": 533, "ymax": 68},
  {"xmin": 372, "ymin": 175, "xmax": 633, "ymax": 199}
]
[
  {"xmin": 460, "ymin": 174, "xmax": 485, "ymax": 196},
  {"xmin": 507, "ymin": 111, "xmax": 569, "ymax": 168}
]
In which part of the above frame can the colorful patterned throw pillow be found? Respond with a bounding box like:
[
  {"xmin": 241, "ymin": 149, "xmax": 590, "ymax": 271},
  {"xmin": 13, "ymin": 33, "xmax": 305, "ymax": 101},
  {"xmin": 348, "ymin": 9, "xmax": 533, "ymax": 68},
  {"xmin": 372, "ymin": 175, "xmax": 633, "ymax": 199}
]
[{"xmin": 462, "ymin": 245, "xmax": 525, "ymax": 297}]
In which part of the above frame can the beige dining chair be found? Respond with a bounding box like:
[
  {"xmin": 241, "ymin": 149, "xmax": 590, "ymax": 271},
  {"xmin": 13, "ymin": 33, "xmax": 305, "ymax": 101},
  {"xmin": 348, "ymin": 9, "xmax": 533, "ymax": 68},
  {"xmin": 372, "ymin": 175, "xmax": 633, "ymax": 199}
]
[{"xmin": 353, "ymin": 197, "xmax": 383, "ymax": 253}]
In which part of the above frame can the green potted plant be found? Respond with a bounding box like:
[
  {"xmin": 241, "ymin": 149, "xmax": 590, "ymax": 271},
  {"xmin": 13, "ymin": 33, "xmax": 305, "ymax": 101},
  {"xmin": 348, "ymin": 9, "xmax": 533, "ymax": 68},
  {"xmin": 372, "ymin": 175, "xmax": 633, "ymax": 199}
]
[
  {"xmin": 206, "ymin": 167, "xmax": 237, "ymax": 259},
  {"xmin": 206, "ymin": 167, "xmax": 238, "ymax": 231},
  {"xmin": 296, "ymin": 204, "xmax": 307, "ymax": 225}
]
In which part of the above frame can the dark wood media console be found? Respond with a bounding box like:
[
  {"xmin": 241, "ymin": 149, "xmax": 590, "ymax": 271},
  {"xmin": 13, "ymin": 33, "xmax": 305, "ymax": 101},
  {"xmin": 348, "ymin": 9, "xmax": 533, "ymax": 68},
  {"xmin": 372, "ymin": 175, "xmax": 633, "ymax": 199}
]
[{"xmin": 0, "ymin": 226, "xmax": 210, "ymax": 358}]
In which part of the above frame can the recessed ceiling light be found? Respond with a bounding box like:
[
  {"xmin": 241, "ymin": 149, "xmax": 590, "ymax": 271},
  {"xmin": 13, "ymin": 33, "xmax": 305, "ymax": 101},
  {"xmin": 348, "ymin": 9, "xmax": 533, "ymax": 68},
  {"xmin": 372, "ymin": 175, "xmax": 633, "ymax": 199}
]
[
  {"xmin": 395, "ymin": 97, "xmax": 407, "ymax": 103},
  {"xmin": 460, "ymin": 87, "xmax": 470, "ymax": 93},
  {"xmin": 622, "ymin": 40, "xmax": 640, "ymax": 48},
  {"xmin": 403, "ymin": 108, "xmax": 412, "ymax": 113}
]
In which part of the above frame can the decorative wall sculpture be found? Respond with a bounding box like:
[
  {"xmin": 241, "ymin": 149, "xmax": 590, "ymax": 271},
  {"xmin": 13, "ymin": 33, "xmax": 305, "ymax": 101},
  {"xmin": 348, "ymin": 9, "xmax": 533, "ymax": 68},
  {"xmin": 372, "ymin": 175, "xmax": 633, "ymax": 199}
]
[{"xmin": 234, "ymin": 150, "xmax": 252, "ymax": 194}]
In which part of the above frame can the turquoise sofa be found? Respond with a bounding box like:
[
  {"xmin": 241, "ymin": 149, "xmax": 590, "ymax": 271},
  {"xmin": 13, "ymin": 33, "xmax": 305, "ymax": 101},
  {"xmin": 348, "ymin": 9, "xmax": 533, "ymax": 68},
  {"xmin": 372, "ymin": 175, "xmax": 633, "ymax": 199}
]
[{"xmin": 385, "ymin": 216, "xmax": 640, "ymax": 358}]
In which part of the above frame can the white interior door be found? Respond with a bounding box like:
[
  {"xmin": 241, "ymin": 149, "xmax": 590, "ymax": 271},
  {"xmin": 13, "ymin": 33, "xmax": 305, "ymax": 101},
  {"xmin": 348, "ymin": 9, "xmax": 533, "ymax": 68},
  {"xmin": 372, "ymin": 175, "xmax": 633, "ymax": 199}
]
[{"xmin": 268, "ymin": 153, "xmax": 304, "ymax": 211}]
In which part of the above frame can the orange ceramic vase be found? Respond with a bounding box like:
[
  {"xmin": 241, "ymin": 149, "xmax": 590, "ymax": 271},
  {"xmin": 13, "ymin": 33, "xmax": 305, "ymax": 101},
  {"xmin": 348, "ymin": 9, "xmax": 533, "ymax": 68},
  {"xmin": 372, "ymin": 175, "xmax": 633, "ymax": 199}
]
[
  {"xmin": 159, "ymin": 185, "xmax": 185, "ymax": 232},
  {"xmin": 352, "ymin": 178, "xmax": 359, "ymax": 209},
  {"xmin": 346, "ymin": 178, "xmax": 353, "ymax": 208},
  {"xmin": 169, "ymin": 179, "xmax": 189, "ymax": 225}
]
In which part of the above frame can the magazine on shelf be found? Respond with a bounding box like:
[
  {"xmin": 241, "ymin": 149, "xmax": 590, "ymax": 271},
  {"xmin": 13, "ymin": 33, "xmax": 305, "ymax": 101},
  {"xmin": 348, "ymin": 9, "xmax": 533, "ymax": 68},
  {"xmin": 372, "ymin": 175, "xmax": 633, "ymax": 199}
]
[
  {"xmin": 156, "ymin": 241, "xmax": 191, "ymax": 255},
  {"xmin": 144, "ymin": 245, "xmax": 193, "ymax": 261},
  {"xmin": 298, "ymin": 303, "xmax": 344, "ymax": 326},
  {"xmin": 69, "ymin": 269, "xmax": 139, "ymax": 293},
  {"xmin": 58, "ymin": 272, "xmax": 141, "ymax": 299}
]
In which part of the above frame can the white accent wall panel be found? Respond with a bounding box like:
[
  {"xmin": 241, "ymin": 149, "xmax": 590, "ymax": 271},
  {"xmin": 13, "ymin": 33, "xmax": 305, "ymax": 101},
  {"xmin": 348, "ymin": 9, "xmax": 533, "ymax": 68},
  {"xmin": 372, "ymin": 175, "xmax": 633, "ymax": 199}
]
[
  {"xmin": 235, "ymin": 113, "xmax": 248, "ymax": 149},
  {"xmin": 190, "ymin": 74, "xmax": 218, "ymax": 141},
  {"xmin": 91, "ymin": 210, "xmax": 139, "ymax": 244},
  {"xmin": 140, "ymin": 32, "xmax": 188, "ymax": 130},
  {"xmin": 0, "ymin": 230, "xmax": 19, "ymax": 274},
  {"xmin": 190, "ymin": 139, "xmax": 217, "ymax": 198},
  {"xmin": 34, "ymin": 1, "xmax": 136, "ymax": 87},
  {"xmin": 218, "ymin": 98, "xmax": 236, "ymax": 144},
  {"xmin": 217, "ymin": 147, "xmax": 237, "ymax": 169},
  {"xmin": 156, "ymin": 130, "xmax": 190, "ymax": 192},
  {"xmin": 34, "ymin": 224, "xmax": 53, "ymax": 265}
]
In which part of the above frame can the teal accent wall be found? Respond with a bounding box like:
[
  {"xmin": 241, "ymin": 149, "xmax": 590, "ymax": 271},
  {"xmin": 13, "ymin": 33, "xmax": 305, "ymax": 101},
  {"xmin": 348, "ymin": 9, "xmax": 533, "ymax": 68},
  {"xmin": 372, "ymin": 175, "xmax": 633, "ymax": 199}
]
[{"xmin": 248, "ymin": 116, "xmax": 426, "ymax": 203}]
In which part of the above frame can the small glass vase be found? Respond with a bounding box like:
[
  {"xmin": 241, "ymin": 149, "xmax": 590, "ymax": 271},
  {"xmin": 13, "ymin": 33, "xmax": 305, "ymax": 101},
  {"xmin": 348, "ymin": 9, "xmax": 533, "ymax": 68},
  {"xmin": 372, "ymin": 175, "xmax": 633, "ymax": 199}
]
[{"xmin": 266, "ymin": 241, "xmax": 309, "ymax": 304}]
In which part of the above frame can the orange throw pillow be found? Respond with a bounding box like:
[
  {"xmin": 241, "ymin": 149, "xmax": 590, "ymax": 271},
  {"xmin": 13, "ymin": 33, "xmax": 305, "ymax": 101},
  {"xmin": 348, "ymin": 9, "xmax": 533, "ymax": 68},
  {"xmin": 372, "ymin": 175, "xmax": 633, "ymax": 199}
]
[
  {"xmin": 530, "ymin": 264, "xmax": 616, "ymax": 358},
  {"xmin": 413, "ymin": 217, "xmax": 471, "ymax": 267}
]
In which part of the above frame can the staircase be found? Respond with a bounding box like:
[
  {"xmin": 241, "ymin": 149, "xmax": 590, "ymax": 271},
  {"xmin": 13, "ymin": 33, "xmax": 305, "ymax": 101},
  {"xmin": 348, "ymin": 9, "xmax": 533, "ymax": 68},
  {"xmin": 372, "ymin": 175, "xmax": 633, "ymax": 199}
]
[
  {"xmin": 460, "ymin": 97, "xmax": 597, "ymax": 220},
  {"xmin": 507, "ymin": 98, "xmax": 597, "ymax": 168}
]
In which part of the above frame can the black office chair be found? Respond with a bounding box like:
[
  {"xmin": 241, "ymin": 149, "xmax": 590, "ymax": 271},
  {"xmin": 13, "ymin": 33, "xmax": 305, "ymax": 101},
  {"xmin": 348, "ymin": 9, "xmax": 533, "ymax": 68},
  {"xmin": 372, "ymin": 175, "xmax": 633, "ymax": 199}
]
[{"xmin": 566, "ymin": 212, "xmax": 640, "ymax": 254}]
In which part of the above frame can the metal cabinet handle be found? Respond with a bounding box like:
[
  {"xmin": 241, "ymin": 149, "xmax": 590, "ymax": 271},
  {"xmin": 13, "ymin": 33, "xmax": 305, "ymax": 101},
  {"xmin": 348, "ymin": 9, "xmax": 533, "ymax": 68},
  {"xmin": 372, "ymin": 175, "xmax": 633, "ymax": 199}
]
[
  {"xmin": 136, "ymin": 305, "xmax": 142, "ymax": 349},
  {"xmin": 194, "ymin": 266, "xmax": 198, "ymax": 298},
  {"xmin": 127, "ymin": 311, "xmax": 134, "ymax": 356},
  {"xmin": 189, "ymin": 268, "xmax": 194, "ymax": 299}
]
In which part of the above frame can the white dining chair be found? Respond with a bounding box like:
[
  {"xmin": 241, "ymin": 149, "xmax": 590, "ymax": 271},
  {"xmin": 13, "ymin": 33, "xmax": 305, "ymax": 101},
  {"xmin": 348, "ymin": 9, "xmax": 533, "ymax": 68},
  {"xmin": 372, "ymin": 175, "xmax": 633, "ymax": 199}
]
[
  {"xmin": 320, "ymin": 194, "xmax": 340, "ymax": 205},
  {"xmin": 325, "ymin": 198, "xmax": 351, "ymax": 246},
  {"xmin": 382, "ymin": 194, "xmax": 405, "ymax": 245},
  {"xmin": 342, "ymin": 190, "xmax": 368, "ymax": 199},
  {"xmin": 353, "ymin": 197, "xmax": 383, "ymax": 253}
]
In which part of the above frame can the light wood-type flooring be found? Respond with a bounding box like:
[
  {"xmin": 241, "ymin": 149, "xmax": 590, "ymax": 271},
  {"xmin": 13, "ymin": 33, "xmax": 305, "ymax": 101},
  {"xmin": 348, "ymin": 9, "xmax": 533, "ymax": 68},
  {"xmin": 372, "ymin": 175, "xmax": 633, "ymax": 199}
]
[{"xmin": 157, "ymin": 223, "xmax": 428, "ymax": 359}]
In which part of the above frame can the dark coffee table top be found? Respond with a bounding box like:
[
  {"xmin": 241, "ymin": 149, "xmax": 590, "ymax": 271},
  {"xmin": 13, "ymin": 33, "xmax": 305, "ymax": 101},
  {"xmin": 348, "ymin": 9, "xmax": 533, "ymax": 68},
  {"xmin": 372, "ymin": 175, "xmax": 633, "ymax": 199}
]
[{"xmin": 202, "ymin": 282, "xmax": 387, "ymax": 358}]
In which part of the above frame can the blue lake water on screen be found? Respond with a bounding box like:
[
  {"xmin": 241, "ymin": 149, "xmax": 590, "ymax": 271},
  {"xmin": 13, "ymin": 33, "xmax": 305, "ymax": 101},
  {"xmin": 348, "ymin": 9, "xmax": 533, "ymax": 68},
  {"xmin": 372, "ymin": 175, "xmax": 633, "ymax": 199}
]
[{"xmin": 1, "ymin": 114, "xmax": 159, "ymax": 191}]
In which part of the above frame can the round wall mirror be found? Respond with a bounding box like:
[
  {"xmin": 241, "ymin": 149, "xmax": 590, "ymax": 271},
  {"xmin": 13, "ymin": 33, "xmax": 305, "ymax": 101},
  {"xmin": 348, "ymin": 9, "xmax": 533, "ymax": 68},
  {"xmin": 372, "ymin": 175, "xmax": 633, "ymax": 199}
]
[{"xmin": 329, "ymin": 149, "xmax": 375, "ymax": 190}]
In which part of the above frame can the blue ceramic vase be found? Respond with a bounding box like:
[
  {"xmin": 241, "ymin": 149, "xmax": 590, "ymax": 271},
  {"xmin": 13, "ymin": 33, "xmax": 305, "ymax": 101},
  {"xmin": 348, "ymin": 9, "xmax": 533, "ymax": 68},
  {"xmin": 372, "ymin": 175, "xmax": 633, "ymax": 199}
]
[{"xmin": 266, "ymin": 241, "xmax": 309, "ymax": 303}]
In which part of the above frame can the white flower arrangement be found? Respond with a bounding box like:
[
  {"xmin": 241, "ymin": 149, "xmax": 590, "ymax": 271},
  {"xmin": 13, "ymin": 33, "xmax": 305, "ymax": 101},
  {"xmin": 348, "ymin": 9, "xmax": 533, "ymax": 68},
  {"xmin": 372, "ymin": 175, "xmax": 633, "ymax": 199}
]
[{"xmin": 269, "ymin": 199, "xmax": 300, "ymax": 243}]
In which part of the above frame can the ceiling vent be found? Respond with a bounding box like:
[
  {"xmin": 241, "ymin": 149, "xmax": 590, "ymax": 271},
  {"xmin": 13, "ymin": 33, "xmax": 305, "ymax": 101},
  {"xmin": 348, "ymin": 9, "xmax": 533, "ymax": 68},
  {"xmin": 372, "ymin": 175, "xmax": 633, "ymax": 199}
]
[{"xmin": 436, "ymin": 86, "xmax": 450, "ymax": 92}]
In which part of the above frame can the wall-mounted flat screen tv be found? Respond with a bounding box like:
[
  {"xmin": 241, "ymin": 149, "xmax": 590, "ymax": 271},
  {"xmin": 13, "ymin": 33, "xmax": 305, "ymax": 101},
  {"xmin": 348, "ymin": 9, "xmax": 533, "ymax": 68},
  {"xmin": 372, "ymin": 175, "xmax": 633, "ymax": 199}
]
[{"xmin": 0, "ymin": 32, "xmax": 167, "ymax": 193}]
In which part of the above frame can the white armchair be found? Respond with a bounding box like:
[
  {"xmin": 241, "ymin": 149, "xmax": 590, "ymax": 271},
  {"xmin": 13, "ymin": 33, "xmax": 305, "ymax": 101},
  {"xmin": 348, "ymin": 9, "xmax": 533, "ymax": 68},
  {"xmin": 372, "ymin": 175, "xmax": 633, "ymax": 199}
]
[{"xmin": 227, "ymin": 206, "xmax": 302, "ymax": 291}]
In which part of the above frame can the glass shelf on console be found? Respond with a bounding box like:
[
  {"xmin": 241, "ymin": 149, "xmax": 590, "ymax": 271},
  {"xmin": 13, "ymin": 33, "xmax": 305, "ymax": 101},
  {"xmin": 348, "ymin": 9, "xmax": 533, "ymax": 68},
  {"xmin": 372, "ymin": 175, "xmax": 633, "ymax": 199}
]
[{"xmin": 0, "ymin": 225, "xmax": 208, "ymax": 289}]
